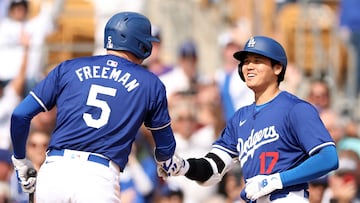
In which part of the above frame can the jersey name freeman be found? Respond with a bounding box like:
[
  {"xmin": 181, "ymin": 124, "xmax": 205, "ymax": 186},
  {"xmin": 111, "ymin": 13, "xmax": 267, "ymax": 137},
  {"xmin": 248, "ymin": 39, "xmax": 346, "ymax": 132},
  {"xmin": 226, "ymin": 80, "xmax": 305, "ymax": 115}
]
[
  {"xmin": 237, "ymin": 125, "xmax": 280, "ymax": 166},
  {"xmin": 75, "ymin": 65, "xmax": 140, "ymax": 92}
]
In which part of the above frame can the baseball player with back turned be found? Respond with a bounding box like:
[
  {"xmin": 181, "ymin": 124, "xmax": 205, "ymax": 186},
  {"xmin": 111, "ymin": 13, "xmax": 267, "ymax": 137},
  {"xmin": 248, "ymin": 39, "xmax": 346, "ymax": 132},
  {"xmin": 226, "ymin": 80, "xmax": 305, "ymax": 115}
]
[
  {"xmin": 158, "ymin": 36, "xmax": 339, "ymax": 203},
  {"xmin": 10, "ymin": 11, "xmax": 177, "ymax": 203}
]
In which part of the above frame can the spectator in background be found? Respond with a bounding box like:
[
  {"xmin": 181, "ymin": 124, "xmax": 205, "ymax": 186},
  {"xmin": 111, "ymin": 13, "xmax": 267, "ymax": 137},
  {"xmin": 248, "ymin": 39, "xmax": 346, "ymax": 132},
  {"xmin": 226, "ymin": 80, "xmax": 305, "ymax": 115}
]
[
  {"xmin": 337, "ymin": 137, "xmax": 360, "ymax": 164},
  {"xmin": 0, "ymin": 0, "xmax": 10, "ymax": 20},
  {"xmin": 280, "ymin": 62, "xmax": 306, "ymax": 97},
  {"xmin": 156, "ymin": 185, "xmax": 184, "ymax": 203},
  {"xmin": 0, "ymin": 0, "xmax": 64, "ymax": 92},
  {"xmin": 25, "ymin": 129, "xmax": 50, "ymax": 171},
  {"xmin": 195, "ymin": 82, "xmax": 226, "ymax": 137},
  {"xmin": 343, "ymin": 118, "xmax": 359, "ymax": 138},
  {"xmin": 338, "ymin": 0, "xmax": 360, "ymax": 98},
  {"xmin": 0, "ymin": 149, "xmax": 12, "ymax": 183},
  {"xmin": 0, "ymin": 31, "xmax": 29, "ymax": 150},
  {"xmin": 164, "ymin": 94, "xmax": 218, "ymax": 203},
  {"xmin": 214, "ymin": 31, "xmax": 253, "ymax": 121},
  {"xmin": 306, "ymin": 79, "xmax": 332, "ymax": 113},
  {"xmin": 320, "ymin": 109, "xmax": 346, "ymax": 144},
  {"xmin": 222, "ymin": 163, "xmax": 245, "ymax": 203},
  {"xmin": 120, "ymin": 143, "xmax": 157, "ymax": 203},
  {"xmin": 0, "ymin": 182, "xmax": 10, "ymax": 203},
  {"xmin": 30, "ymin": 107, "xmax": 57, "ymax": 135},
  {"xmin": 308, "ymin": 176, "xmax": 328, "ymax": 203},
  {"xmin": 321, "ymin": 149, "xmax": 360, "ymax": 203},
  {"xmin": 0, "ymin": 149, "xmax": 12, "ymax": 203},
  {"xmin": 143, "ymin": 26, "xmax": 174, "ymax": 76},
  {"xmin": 159, "ymin": 39, "xmax": 208, "ymax": 99}
]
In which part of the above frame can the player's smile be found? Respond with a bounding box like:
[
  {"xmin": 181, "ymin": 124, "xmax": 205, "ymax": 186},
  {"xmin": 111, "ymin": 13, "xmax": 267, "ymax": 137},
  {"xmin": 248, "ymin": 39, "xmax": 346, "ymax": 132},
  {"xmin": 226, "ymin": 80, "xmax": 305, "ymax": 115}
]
[
  {"xmin": 242, "ymin": 54, "xmax": 269, "ymax": 83},
  {"xmin": 247, "ymin": 72, "xmax": 256, "ymax": 79},
  {"xmin": 243, "ymin": 67, "xmax": 260, "ymax": 87}
]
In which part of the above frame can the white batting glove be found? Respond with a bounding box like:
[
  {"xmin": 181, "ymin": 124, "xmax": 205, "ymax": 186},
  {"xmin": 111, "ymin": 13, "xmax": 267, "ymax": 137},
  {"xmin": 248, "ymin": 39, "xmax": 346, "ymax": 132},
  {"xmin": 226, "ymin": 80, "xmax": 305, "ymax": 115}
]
[
  {"xmin": 245, "ymin": 173, "xmax": 283, "ymax": 201},
  {"xmin": 156, "ymin": 154, "xmax": 189, "ymax": 179},
  {"xmin": 11, "ymin": 156, "xmax": 36, "ymax": 193}
]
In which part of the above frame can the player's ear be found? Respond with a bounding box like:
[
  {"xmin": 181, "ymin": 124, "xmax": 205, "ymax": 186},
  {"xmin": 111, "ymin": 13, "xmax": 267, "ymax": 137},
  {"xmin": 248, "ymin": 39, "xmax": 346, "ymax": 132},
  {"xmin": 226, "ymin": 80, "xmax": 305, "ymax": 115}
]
[{"xmin": 273, "ymin": 63, "xmax": 282, "ymax": 77}]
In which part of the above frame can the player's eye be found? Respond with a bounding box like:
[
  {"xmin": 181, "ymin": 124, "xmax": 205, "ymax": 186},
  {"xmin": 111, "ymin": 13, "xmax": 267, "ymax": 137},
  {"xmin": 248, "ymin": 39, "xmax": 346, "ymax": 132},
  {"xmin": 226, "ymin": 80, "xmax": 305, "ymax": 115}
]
[{"xmin": 243, "ymin": 59, "xmax": 250, "ymax": 65}]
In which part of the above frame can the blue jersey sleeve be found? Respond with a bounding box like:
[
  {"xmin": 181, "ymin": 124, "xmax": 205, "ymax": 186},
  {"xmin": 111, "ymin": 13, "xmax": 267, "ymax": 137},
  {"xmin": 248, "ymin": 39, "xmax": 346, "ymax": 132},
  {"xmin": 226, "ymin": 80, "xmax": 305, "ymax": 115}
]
[
  {"xmin": 289, "ymin": 102, "xmax": 335, "ymax": 154},
  {"xmin": 11, "ymin": 95, "xmax": 44, "ymax": 158},
  {"xmin": 141, "ymin": 80, "xmax": 175, "ymax": 161},
  {"xmin": 212, "ymin": 124, "xmax": 240, "ymax": 158},
  {"xmin": 143, "ymin": 81, "xmax": 171, "ymax": 129},
  {"xmin": 31, "ymin": 63, "xmax": 61, "ymax": 110}
]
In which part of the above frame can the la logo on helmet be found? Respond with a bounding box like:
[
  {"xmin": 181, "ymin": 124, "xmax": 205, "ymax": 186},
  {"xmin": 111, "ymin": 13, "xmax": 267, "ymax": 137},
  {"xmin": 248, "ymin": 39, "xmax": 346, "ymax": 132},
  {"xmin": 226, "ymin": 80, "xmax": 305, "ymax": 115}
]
[{"xmin": 247, "ymin": 37, "xmax": 256, "ymax": 48}]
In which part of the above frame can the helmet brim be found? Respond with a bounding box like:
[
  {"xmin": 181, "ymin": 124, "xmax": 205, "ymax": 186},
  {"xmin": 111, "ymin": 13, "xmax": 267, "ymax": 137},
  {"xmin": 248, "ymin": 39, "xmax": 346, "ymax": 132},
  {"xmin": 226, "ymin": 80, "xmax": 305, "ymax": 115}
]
[
  {"xmin": 233, "ymin": 51, "xmax": 247, "ymax": 61},
  {"xmin": 148, "ymin": 36, "xmax": 160, "ymax": 43}
]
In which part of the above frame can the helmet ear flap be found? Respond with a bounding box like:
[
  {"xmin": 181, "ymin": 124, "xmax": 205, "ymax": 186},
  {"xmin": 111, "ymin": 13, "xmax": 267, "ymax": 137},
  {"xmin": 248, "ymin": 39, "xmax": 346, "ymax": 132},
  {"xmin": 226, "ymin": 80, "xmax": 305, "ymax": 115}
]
[
  {"xmin": 238, "ymin": 62, "xmax": 245, "ymax": 82},
  {"xmin": 139, "ymin": 42, "xmax": 150, "ymax": 58}
]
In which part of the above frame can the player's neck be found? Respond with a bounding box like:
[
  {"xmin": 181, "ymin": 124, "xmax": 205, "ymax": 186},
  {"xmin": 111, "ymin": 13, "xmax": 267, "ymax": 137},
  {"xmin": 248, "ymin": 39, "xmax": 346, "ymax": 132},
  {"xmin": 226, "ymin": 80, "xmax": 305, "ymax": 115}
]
[
  {"xmin": 254, "ymin": 87, "xmax": 281, "ymax": 105},
  {"xmin": 107, "ymin": 50, "xmax": 143, "ymax": 65}
]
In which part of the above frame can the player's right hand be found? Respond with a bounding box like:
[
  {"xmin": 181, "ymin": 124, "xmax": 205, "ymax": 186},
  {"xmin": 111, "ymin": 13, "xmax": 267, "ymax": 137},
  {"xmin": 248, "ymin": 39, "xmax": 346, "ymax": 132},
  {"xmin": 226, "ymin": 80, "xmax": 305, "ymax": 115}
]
[
  {"xmin": 156, "ymin": 154, "xmax": 189, "ymax": 179},
  {"xmin": 240, "ymin": 189, "xmax": 253, "ymax": 202},
  {"xmin": 11, "ymin": 156, "xmax": 36, "ymax": 193},
  {"xmin": 245, "ymin": 173, "xmax": 283, "ymax": 201}
]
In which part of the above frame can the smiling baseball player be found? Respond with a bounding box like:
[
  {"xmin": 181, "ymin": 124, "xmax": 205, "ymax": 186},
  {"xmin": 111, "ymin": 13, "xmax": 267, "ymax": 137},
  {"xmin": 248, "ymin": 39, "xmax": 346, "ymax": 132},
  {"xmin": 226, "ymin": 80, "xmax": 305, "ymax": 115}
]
[
  {"xmin": 10, "ymin": 12, "xmax": 177, "ymax": 203},
  {"xmin": 157, "ymin": 36, "xmax": 339, "ymax": 203}
]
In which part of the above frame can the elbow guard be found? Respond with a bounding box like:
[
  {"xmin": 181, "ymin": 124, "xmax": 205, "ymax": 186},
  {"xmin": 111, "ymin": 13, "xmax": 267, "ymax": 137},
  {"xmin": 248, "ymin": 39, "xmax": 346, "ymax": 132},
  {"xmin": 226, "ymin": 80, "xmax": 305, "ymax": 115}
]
[{"xmin": 185, "ymin": 148, "xmax": 236, "ymax": 186}]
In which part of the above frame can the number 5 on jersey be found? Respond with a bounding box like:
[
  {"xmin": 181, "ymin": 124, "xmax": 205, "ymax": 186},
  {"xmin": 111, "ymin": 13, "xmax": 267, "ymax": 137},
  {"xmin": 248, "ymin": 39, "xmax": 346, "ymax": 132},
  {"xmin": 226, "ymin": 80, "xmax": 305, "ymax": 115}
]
[{"xmin": 83, "ymin": 84, "xmax": 117, "ymax": 128}]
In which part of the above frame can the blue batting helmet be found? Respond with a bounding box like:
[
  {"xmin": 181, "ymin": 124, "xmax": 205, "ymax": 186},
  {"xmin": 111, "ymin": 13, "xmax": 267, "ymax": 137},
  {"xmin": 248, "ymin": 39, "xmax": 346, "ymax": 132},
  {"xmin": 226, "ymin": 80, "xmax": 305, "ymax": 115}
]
[
  {"xmin": 233, "ymin": 36, "xmax": 287, "ymax": 82},
  {"xmin": 104, "ymin": 12, "xmax": 159, "ymax": 60}
]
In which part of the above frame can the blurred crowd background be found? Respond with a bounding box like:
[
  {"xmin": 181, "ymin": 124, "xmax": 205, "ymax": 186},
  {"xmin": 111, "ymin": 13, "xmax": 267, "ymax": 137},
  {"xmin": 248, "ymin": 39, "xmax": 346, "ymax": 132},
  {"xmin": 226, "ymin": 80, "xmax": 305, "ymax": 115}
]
[{"xmin": 1, "ymin": 0, "xmax": 360, "ymax": 203}]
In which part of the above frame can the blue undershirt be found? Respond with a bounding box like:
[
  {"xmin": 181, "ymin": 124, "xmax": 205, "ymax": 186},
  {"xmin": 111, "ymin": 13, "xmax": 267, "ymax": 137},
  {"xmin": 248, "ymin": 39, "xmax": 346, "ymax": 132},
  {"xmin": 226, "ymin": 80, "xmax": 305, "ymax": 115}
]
[
  {"xmin": 280, "ymin": 145, "xmax": 338, "ymax": 187},
  {"xmin": 11, "ymin": 95, "xmax": 44, "ymax": 159}
]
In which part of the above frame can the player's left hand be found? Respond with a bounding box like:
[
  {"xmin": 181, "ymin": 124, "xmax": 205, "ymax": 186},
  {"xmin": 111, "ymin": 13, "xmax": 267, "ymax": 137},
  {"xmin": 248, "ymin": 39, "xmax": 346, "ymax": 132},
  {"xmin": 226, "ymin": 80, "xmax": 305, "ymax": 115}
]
[
  {"xmin": 156, "ymin": 154, "xmax": 189, "ymax": 179},
  {"xmin": 244, "ymin": 173, "xmax": 283, "ymax": 201},
  {"xmin": 11, "ymin": 156, "xmax": 37, "ymax": 193}
]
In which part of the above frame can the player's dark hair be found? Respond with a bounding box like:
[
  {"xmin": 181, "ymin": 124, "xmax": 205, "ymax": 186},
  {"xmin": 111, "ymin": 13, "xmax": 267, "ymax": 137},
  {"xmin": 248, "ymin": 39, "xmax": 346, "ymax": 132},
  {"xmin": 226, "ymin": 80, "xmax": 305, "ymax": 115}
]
[
  {"xmin": 270, "ymin": 59, "xmax": 284, "ymax": 85},
  {"xmin": 9, "ymin": 0, "xmax": 29, "ymax": 11}
]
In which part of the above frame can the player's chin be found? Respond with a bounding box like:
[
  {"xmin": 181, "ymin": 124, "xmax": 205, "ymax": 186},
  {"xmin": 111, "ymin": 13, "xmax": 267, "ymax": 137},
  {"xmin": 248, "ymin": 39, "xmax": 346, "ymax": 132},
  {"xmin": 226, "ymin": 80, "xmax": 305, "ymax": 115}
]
[{"xmin": 245, "ymin": 77, "xmax": 256, "ymax": 87}]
